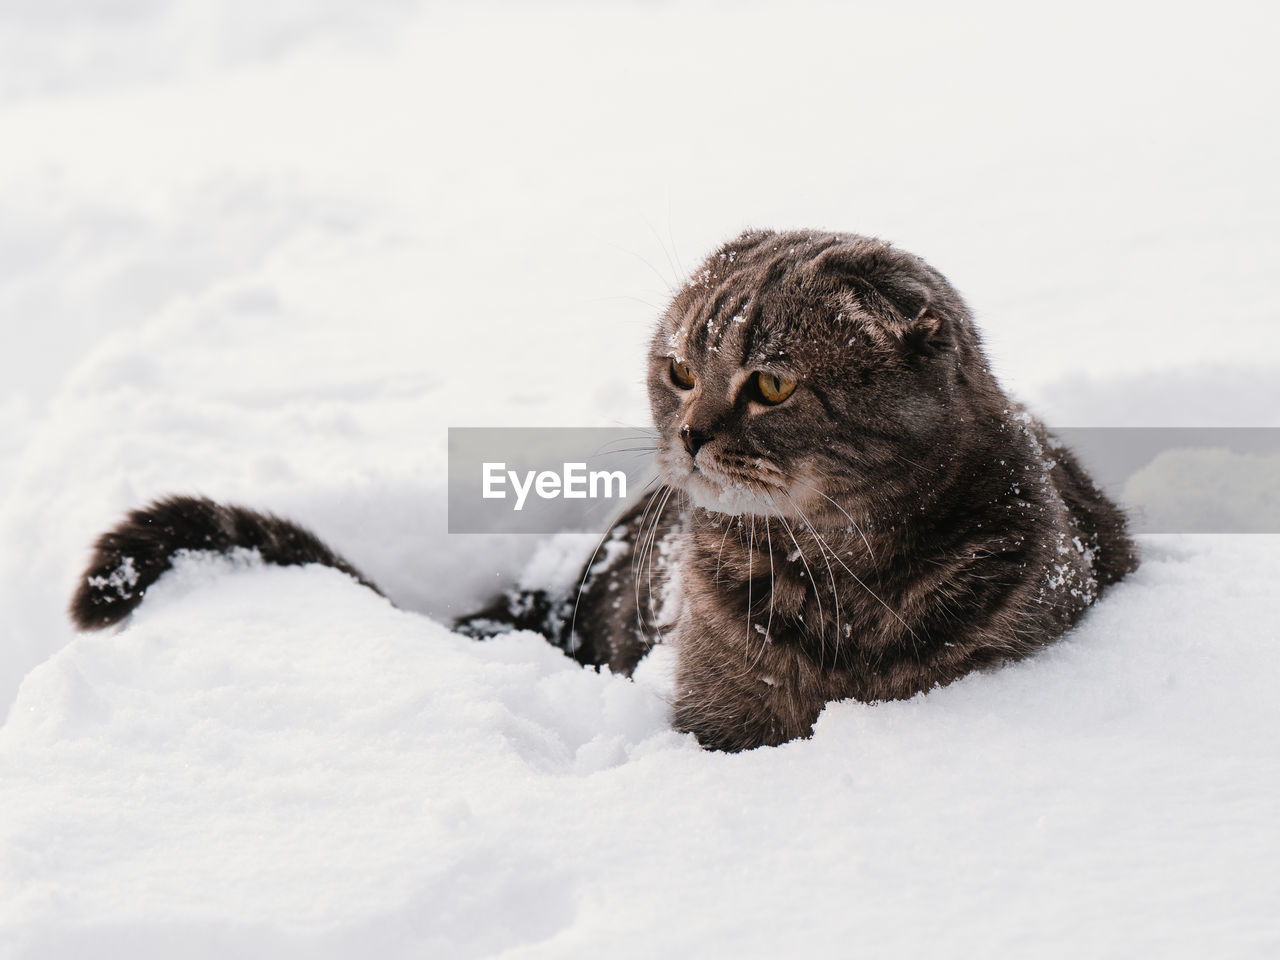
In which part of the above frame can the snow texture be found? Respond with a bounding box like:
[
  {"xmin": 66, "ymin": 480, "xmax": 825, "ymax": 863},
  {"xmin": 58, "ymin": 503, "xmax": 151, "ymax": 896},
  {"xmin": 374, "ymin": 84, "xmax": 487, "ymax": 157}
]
[{"xmin": 2, "ymin": 1, "xmax": 1280, "ymax": 957}]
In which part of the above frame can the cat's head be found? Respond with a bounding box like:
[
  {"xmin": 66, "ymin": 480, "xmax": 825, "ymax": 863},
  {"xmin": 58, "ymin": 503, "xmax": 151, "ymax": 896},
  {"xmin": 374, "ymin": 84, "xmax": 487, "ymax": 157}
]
[{"xmin": 648, "ymin": 229, "xmax": 992, "ymax": 523}]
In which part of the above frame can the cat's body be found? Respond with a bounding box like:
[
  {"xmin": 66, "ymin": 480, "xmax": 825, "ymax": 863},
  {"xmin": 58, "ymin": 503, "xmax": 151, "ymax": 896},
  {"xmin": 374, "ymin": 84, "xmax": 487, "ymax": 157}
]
[
  {"xmin": 71, "ymin": 230, "xmax": 1137, "ymax": 751},
  {"xmin": 464, "ymin": 230, "xmax": 1137, "ymax": 749}
]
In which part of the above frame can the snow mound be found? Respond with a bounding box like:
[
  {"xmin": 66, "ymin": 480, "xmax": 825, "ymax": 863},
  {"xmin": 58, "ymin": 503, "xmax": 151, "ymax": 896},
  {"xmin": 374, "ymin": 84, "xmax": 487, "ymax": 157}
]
[{"xmin": 3, "ymin": 537, "xmax": 1279, "ymax": 956}]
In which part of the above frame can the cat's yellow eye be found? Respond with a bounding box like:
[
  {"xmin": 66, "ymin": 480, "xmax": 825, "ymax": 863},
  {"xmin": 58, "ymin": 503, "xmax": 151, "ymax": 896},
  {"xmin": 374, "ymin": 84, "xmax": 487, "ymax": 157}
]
[
  {"xmin": 670, "ymin": 359, "xmax": 695, "ymax": 389},
  {"xmin": 755, "ymin": 372, "xmax": 797, "ymax": 404}
]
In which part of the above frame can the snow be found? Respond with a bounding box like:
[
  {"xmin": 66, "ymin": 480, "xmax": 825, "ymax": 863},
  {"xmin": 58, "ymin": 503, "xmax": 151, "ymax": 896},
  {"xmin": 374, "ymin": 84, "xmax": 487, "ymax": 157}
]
[
  {"xmin": 2, "ymin": 0, "xmax": 1280, "ymax": 956},
  {"xmin": 5, "ymin": 541, "xmax": 1279, "ymax": 956}
]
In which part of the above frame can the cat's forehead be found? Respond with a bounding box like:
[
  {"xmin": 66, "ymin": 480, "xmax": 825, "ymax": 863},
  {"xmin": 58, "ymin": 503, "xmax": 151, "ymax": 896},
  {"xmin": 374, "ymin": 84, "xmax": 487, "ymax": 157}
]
[
  {"xmin": 662, "ymin": 300, "xmax": 812, "ymax": 369},
  {"xmin": 659, "ymin": 255, "xmax": 845, "ymax": 370}
]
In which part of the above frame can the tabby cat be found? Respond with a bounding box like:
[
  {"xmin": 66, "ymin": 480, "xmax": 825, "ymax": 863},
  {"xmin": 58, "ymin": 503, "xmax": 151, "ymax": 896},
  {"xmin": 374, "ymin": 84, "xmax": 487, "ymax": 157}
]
[{"xmin": 71, "ymin": 230, "xmax": 1138, "ymax": 751}]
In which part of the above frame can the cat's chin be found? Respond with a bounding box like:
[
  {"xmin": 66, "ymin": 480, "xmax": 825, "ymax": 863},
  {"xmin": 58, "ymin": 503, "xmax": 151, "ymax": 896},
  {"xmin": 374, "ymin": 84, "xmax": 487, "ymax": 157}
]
[{"xmin": 679, "ymin": 470, "xmax": 787, "ymax": 518}]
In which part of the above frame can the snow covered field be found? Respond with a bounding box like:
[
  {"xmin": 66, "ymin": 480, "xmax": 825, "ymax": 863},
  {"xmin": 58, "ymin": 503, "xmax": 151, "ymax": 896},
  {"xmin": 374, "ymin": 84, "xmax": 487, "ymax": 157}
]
[{"xmin": 2, "ymin": 1, "xmax": 1279, "ymax": 956}]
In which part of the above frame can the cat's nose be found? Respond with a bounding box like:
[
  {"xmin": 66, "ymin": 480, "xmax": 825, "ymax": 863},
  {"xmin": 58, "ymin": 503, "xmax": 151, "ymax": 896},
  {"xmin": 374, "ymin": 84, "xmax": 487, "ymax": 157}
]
[{"xmin": 680, "ymin": 424, "xmax": 710, "ymax": 457}]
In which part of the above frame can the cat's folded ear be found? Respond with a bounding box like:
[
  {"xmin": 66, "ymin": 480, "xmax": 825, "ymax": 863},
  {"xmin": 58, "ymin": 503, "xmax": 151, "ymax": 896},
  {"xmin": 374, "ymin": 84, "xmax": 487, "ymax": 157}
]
[
  {"xmin": 816, "ymin": 245, "xmax": 957, "ymax": 356},
  {"xmin": 894, "ymin": 303, "xmax": 955, "ymax": 357}
]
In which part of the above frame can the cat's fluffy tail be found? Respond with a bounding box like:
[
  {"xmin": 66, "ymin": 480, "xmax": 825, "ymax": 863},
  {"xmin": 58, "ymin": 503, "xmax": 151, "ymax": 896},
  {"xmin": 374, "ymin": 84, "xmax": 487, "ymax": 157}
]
[{"xmin": 69, "ymin": 495, "xmax": 381, "ymax": 630}]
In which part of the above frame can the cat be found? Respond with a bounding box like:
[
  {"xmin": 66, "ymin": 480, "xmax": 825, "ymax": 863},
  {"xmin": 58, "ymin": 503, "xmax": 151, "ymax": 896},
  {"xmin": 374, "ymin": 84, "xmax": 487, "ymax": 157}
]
[{"xmin": 70, "ymin": 229, "xmax": 1138, "ymax": 752}]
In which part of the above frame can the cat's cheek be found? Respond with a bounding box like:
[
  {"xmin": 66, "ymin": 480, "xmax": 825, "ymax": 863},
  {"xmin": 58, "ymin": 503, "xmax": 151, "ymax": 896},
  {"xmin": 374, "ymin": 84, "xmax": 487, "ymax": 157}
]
[
  {"xmin": 646, "ymin": 379, "xmax": 683, "ymax": 428},
  {"xmin": 786, "ymin": 462, "xmax": 850, "ymax": 522}
]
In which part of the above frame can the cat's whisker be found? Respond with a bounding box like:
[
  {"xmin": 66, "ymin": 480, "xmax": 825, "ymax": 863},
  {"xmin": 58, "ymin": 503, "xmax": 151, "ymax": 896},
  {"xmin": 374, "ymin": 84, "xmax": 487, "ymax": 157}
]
[
  {"xmin": 630, "ymin": 485, "xmax": 669, "ymax": 647},
  {"xmin": 786, "ymin": 490, "xmax": 921, "ymax": 647},
  {"xmin": 713, "ymin": 515, "xmax": 735, "ymax": 585},
  {"xmin": 789, "ymin": 478, "xmax": 876, "ymax": 563},
  {"xmin": 745, "ymin": 513, "xmax": 755, "ymax": 664},
  {"xmin": 631, "ymin": 480, "xmax": 668, "ymax": 579},
  {"xmin": 650, "ymin": 487, "xmax": 678, "ymax": 641},
  {"xmin": 595, "ymin": 439, "xmax": 660, "ymax": 455},
  {"xmin": 665, "ymin": 195, "xmax": 686, "ymax": 279},
  {"xmin": 801, "ymin": 461, "xmax": 896, "ymax": 518},
  {"xmin": 639, "ymin": 486, "xmax": 676, "ymax": 649},
  {"xmin": 639, "ymin": 531, "xmax": 660, "ymax": 644},
  {"xmin": 643, "ymin": 216, "xmax": 682, "ymax": 293},
  {"xmin": 582, "ymin": 293, "xmax": 667, "ymax": 313},
  {"xmin": 593, "ymin": 430, "xmax": 660, "ymax": 456},
  {"xmin": 602, "ymin": 421, "xmax": 660, "ymax": 436},
  {"xmin": 571, "ymin": 482, "xmax": 663, "ymax": 654},
  {"xmin": 783, "ymin": 492, "xmax": 843, "ymax": 665},
  {"xmin": 600, "ymin": 449, "xmax": 662, "ymax": 465},
  {"xmin": 635, "ymin": 489, "xmax": 662, "ymax": 631},
  {"xmin": 630, "ymin": 495, "xmax": 654, "ymax": 581},
  {"xmin": 607, "ymin": 238, "xmax": 677, "ymax": 296},
  {"xmin": 891, "ymin": 451, "xmax": 937, "ymax": 476},
  {"xmin": 634, "ymin": 500, "xmax": 658, "ymax": 643},
  {"xmin": 764, "ymin": 513, "xmax": 776, "ymax": 641},
  {"xmin": 775, "ymin": 511, "xmax": 827, "ymax": 668},
  {"xmin": 753, "ymin": 510, "xmax": 776, "ymax": 674}
]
